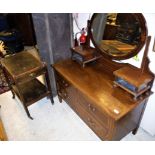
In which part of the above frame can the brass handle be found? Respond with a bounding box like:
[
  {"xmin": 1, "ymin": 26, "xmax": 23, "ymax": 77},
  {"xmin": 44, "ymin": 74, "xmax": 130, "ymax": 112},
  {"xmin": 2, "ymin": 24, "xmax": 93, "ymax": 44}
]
[
  {"xmin": 65, "ymin": 83, "xmax": 69, "ymax": 87},
  {"xmin": 87, "ymin": 118, "xmax": 95, "ymax": 127},
  {"xmin": 88, "ymin": 104, "xmax": 96, "ymax": 112},
  {"xmin": 92, "ymin": 108, "xmax": 96, "ymax": 112},
  {"xmin": 62, "ymin": 80, "xmax": 69, "ymax": 87}
]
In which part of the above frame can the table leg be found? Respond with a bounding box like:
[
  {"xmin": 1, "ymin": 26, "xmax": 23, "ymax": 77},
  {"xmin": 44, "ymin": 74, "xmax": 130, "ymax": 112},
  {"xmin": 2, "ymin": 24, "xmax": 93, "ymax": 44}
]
[
  {"xmin": 11, "ymin": 90, "xmax": 15, "ymax": 99},
  {"xmin": 23, "ymin": 106, "xmax": 33, "ymax": 120}
]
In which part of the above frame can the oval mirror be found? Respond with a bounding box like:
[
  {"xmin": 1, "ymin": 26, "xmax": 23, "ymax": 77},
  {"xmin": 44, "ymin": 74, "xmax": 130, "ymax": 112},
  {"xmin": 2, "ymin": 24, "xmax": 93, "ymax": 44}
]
[{"xmin": 90, "ymin": 13, "xmax": 148, "ymax": 60}]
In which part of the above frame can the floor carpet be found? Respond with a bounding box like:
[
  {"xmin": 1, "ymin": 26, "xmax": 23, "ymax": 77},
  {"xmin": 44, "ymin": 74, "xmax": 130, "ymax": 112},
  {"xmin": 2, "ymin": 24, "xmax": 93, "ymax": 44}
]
[
  {"xmin": 0, "ymin": 68, "xmax": 9, "ymax": 95},
  {"xmin": 0, "ymin": 91, "xmax": 155, "ymax": 141}
]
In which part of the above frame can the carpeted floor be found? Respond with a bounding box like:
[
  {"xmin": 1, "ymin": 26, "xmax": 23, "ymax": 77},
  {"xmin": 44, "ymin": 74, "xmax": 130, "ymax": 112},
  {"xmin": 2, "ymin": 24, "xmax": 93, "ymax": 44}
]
[
  {"xmin": 0, "ymin": 91, "xmax": 155, "ymax": 141},
  {"xmin": 0, "ymin": 68, "xmax": 10, "ymax": 95}
]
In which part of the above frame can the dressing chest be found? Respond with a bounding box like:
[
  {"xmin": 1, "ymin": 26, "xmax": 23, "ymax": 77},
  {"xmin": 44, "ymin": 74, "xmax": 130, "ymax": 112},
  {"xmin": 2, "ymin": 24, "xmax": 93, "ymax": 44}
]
[{"xmin": 53, "ymin": 13, "xmax": 154, "ymax": 140}]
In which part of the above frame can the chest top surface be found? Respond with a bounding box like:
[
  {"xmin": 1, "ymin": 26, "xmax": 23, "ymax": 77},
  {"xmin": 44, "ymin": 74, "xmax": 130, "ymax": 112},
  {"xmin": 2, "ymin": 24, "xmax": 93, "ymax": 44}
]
[{"xmin": 53, "ymin": 59, "xmax": 148, "ymax": 121}]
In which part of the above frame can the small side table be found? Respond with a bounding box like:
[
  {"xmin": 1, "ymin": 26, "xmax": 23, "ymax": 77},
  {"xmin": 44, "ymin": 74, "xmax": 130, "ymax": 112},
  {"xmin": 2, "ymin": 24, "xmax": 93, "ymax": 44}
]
[{"xmin": 1, "ymin": 51, "xmax": 54, "ymax": 119}]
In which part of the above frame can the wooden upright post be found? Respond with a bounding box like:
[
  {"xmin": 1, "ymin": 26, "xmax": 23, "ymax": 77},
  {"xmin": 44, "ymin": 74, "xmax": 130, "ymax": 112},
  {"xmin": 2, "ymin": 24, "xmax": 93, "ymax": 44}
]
[{"xmin": 140, "ymin": 36, "xmax": 151, "ymax": 75}]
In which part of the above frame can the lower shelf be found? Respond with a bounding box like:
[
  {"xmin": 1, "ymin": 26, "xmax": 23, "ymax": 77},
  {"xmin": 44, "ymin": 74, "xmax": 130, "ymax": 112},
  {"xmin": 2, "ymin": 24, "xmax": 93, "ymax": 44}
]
[{"xmin": 12, "ymin": 78, "xmax": 50, "ymax": 106}]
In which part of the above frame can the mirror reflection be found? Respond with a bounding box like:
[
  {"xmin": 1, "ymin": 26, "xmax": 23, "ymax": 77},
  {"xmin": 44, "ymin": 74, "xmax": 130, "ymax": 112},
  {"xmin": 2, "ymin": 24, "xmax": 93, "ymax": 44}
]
[{"xmin": 92, "ymin": 13, "xmax": 141, "ymax": 57}]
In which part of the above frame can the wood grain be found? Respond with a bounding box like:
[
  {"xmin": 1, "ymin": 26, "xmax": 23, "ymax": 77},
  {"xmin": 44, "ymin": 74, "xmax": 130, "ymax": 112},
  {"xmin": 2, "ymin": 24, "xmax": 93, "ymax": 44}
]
[
  {"xmin": 53, "ymin": 59, "xmax": 152, "ymax": 121},
  {"xmin": 53, "ymin": 56, "xmax": 154, "ymax": 140}
]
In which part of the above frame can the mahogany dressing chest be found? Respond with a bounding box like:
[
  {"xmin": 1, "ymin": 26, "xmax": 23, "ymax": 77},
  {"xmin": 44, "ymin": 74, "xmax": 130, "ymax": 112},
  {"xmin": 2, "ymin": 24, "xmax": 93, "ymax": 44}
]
[{"xmin": 53, "ymin": 13, "xmax": 154, "ymax": 140}]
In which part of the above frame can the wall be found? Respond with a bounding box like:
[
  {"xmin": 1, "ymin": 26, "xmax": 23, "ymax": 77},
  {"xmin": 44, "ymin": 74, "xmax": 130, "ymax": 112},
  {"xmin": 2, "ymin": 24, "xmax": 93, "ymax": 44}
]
[{"xmin": 73, "ymin": 13, "xmax": 155, "ymax": 136}]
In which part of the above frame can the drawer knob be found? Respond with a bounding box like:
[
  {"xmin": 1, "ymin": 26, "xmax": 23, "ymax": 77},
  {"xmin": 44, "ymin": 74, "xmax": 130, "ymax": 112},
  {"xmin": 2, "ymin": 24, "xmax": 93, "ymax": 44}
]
[
  {"xmin": 88, "ymin": 104, "xmax": 96, "ymax": 112},
  {"xmin": 92, "ymin": 108, "xmax": 96, "ymax": 112},
  {"xmin": 65, "ymin": 83, "xmax": 69, "ymax": 87},
  {"xmin": 87, "ymin": 118, "xmax": 95, "ymax": 127}
]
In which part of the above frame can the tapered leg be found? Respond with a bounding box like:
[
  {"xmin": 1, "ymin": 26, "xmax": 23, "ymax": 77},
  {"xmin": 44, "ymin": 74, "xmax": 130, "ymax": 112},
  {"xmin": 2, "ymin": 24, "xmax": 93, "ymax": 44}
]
[
  {"xmin": 24, "ymin": 106, "xmax": 33, "ymax": 120},
  {"xmin": 11, "ymin": 90, "xmax": 15, "ymax": 99},
  {"xmin": 132, "ymin": 128, "xmax": 138, "ymax": 135},
  {"xmin": 49, "ymin": 95, "xmax": 54, "ymax": 104},
  {"xmin": 58, "ymin": 94, "xmax": 62, "ymax": 103}
]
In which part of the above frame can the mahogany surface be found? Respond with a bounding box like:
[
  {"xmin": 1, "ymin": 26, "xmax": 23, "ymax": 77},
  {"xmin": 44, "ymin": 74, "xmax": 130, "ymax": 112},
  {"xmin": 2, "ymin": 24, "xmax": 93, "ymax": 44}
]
[
  {"xmin": 71, "ymin": 46, "xmax": 96, "ymax": 59},
  {"xmin": 53, "ymin": 59, "xmax": 150, "ymax": 121}
]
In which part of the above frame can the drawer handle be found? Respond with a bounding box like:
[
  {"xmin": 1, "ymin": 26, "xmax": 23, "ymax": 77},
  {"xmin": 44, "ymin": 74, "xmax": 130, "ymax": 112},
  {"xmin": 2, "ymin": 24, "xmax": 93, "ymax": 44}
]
[
  {"xmin": 88, "ymin": 104, "xmax": 96, "ymax": 112},
  {"xmin": 62, "ymin": 80, "xmax": 69, "ymax": 87},
  {"xmin": 92, "ymin": 108, "xmax": 96, "ymax": 112},
  {"xmin": 87, "ymin": 118, "xmax": 95, "ymax": 127},
  {"xmin": 65, "ymin": 83, "xmax": 69, "ymax": 87}
]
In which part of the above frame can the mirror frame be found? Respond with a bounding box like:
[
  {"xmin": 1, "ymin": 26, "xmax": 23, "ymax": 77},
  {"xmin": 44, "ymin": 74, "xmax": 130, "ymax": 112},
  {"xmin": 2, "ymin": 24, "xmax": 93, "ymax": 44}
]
[{"xmin": 89, "ymin": 13, "xmax": 148, "ymax": 60}]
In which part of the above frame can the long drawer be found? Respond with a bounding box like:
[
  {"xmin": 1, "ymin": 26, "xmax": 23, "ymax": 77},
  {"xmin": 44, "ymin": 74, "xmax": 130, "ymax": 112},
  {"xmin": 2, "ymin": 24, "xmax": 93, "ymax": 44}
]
[
  {"xmin": 55, "ymin": 72, "xmax": 111, "ymax": 140},
  {"xmin": 77, "ymin": 90, "xmax": 110, "ymax": 129}
]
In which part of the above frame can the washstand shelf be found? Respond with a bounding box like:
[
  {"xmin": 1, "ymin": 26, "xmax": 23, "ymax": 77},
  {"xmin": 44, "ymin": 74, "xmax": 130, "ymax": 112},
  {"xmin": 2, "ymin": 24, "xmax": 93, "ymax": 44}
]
[{"xmin": 1, "ymin": 51, "xmax": 54, "ymax": 119}]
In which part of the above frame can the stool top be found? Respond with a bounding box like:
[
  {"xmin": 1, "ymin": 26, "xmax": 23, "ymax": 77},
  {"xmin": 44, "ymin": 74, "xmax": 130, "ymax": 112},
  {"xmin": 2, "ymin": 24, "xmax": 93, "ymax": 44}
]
[{"xmin": 1, "ymin": 51, "xmax": 44, "ymax": 77}]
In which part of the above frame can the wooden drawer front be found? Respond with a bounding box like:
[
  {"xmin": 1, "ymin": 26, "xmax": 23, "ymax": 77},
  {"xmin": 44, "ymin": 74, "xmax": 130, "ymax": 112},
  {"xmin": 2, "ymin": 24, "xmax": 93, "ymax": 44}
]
[
  {"xmin": 55, "ymin": 72, "xmax": 109, "ymax": 140},
  {"xmin": 62, "ymin": 83, "xmax": 108, "ymax": 139},
  {"xmin": 77, "ymin": 91, "xmax": 109, "ymax": 129},
  {"xmin": 66, "ymin": 86, "xmax": 109, "ymax": 140},
  {"xmin": 76, "ymin": 103, "xmax": 109, "ymax": 139},
  {"xmin": 15, "ymin": 67, "xmax": 46, "ymax": 84},
  {"xmin": 55, "ymin": 72, "xmax": 70, "ymax": 100},
  {"xmin": 55, "ymin": 72, "xmax": 69, "ymax": 89}
]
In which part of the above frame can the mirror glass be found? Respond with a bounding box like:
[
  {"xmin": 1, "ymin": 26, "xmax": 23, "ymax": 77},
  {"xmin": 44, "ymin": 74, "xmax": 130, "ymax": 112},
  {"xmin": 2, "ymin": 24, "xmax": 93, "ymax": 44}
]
[{"xmin": 90, "ymin": 13, "xmax": 147, "ymax": 60}]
